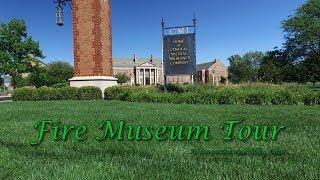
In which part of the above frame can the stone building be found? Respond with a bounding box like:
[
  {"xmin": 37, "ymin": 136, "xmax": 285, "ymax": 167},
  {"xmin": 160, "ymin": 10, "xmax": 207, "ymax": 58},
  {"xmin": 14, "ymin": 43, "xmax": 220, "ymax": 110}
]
[
  {"xmin": 113, "ymin": 55, "xmax": 163, "ymax": 86},
  {"xmin": 196, "ymin": 59, "xmax": 228, "ymax": 85},
  {"xmin": 112, "ymin": 56, "xmax": 228, "ymax": 86}
]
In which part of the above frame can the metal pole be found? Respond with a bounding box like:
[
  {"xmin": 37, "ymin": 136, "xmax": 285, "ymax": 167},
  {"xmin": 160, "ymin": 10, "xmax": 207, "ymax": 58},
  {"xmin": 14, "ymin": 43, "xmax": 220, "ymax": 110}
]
[
  {"xmin": 3, "ymin": 79, "xmax": 5, "ymax": 95},
  {"xmin": 193, "ymin": 14, "xmax": 197, "ymax": 86},
  {"xmin": 162, "ymin": 17, "xmax": 168, "ymax": 93}
]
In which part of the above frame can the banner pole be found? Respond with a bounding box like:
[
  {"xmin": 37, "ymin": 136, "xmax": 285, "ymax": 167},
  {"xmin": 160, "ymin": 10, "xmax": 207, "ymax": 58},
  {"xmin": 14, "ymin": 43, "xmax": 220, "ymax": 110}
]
[{"xmin": 162, "ymin": 17, "xmax": 168, "ymax": 93}]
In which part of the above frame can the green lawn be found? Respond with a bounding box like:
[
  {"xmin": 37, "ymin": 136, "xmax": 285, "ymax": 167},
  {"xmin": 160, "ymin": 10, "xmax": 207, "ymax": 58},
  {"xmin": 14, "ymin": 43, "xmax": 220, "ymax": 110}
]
[{"xmin": 0, "ymin": 101, "xmax": 319, "ymax": 179}]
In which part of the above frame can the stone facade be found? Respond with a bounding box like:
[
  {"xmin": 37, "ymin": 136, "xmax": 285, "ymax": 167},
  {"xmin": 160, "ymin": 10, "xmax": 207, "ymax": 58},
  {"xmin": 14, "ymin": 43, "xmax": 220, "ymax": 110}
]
[
  {"xmin": 72, "ymin": 0, "xmax": 113, "ymax": 77},
  {"xmin": 113, "ymin": 56, "xmax": 163, "ymax": 86}
]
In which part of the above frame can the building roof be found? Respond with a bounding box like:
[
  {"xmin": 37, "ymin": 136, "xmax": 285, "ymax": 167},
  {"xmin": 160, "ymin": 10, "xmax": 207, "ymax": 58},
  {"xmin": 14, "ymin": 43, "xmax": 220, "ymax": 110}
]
[
  {"xmin": 196, "ymin": 60, "xmax": 217, "ymax": 71},
  {"xmin": 113, "ymin": 57, "xmax": 225, "ymax": 71},
  {"xmin": 113, "ymin": 57, "xmax": 162, "ymax": 68}
]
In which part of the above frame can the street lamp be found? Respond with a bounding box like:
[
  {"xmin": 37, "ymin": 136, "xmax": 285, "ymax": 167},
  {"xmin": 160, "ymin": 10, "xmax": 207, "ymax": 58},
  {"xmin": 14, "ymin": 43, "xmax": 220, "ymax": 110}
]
[{"xmin": 54, "ymin": 0, "xmax": 72, "ymax": 26}]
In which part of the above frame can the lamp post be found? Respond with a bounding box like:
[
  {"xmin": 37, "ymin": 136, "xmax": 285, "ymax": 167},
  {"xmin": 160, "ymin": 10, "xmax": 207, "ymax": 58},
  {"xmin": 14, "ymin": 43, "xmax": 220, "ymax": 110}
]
[{"xmin": 54, "ymin": 0, "xmax": 72, "ymax": 26}]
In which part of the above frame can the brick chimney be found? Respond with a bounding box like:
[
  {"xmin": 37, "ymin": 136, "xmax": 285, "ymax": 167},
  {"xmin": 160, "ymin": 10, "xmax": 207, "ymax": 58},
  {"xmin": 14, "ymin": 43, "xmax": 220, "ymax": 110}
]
[{"xmin": 133, "ymin": 54, "xmax": 136, "ymax": 63}]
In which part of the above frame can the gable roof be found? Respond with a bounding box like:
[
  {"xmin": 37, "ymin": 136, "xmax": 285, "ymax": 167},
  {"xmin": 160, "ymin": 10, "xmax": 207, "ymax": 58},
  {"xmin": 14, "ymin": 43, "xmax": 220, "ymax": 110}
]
[
  {"xmin": 113, "ymin": 57, "xmax": 162, "ymax": 68},
  {"xmin": 196, "ymin": 60, "xmax": 217, "ymax": 71}
]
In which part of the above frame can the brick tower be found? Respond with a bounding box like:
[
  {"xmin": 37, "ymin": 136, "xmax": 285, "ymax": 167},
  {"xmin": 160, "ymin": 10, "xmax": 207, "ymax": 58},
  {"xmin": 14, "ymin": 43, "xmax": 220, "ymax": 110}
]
[{"xmin": 69, "ymin": 0, "xmax": 117, "ymax": 95}]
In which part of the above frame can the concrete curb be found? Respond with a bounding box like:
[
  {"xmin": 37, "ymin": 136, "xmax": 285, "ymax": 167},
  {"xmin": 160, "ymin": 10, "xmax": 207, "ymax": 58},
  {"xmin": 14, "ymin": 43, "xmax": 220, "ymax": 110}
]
[{"xmin": 0, "ymin": 95, "xmax": 11, "ymax": 102}]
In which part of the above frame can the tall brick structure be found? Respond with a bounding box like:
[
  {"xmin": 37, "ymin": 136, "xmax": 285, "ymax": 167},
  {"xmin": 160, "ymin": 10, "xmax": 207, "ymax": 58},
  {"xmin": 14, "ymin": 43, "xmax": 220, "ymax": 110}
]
[
  {"xmin": 70, "ymin": 0, "xmax": 117, "ymax": 95},
  {"xmin": 72, "ymin": 0, "xmax": 113, "ymax": 76}
]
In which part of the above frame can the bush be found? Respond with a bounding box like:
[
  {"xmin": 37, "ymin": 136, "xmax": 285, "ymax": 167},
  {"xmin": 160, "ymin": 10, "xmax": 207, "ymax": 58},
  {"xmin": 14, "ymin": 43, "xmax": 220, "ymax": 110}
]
[
  {"xmin": 52, "ymin": 82, "xmax": 69, "ymax": 88},
  {"xmin": 14, "ymin": 75, "xmax": 31, "ymax": 88},
  {"xmin": 105, "ymin": 86, "xmax": 131, "ymax": 100},
  {"xmin": 12, "ymin": 87, "xmax": 36, "ymax": 101},
  {"xmin": 58, "ymin": 87, "xmax": 79, "ymax": 100},
  {"xmin": 104, "ymin": 84, "xmax": 320, "ymax": 106},
  {"xmin": 34, "ymin": 87, "xmax": 60, "ymax": 101},
  {"xmin": 78, "ymin": 86, "xmax": 102, "ymax": 100},
  {"xmin": 302, "ymin": 91, "xmax": 320, "ymax": 105},
  {"xmin": 12, "ymin": 86, "xmax": 102, "ymax": 101},
  {"xmin": 270, "ymin": 89, "xmax": 300, "ymax": 105}
]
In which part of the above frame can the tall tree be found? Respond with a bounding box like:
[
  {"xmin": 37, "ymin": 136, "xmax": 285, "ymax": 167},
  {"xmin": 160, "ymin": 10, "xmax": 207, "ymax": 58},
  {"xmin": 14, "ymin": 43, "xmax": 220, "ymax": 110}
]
[
  {"xmin": 282, "ymin": 0, "xmax": 320, "ymax": 83},
  {"xmin": 0, "ymin": 19, "xmax": 44, "ymax": 88},
  {"xmin": 282, "ymin": 0, "xmax": 320, "ymax": 60},
  {"xmin": 47, "ymin": 61, "xmax": 73, "ymax": 86},
  {"xmin": 258, "ymin": 49, "xmax": 294, "ymax": 83},
  {"xmin": 228, "ymin": 51, "xmax": 265, "ymax": 83}
]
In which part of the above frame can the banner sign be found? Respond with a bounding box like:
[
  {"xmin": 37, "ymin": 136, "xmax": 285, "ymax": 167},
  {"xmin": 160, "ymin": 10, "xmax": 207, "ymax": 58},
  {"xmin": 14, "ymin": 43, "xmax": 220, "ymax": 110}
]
[
  {"xmin": 163, "ymin": 33, "xmax": 196, "ymax": 75},
  {"xmin": 3, "ymin": 75, "xmax": 11, "ymax": 87}
]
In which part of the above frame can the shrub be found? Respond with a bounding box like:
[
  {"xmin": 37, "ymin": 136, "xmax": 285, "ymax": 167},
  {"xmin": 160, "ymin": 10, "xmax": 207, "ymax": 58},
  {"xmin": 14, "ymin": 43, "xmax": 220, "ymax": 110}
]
[
  {"xmin": 14, "ymin": 75, "xmax": 31, "ymax": 88},
  {"xmin": 115, "ymin": 73, "xmax": 130, "ymax": 86},
  {"xmin": 270, "ymin": 89, "xmax": 301, "ymax": 105},
  {"xmin": 244, "ymin": 90, "xmax": 270, "ymax": 105},
  {"xmin": 302, "ymin": 91, "xmax": 320, "ymax": 105},
  {"xmin": 216, "ymin": 88, "xmax": 239, "ymax": 105},
  {"xmin": 103, "ymin": 84, "xmax": 317, "ymax": 106},
  {"xmin": 78, "ymin": 86, "xmax": 102, "ymax": 100},
  {"xmin": 52, "ymin": 82, "xmax": 69, "ymax": 88},
  {"xmin": 165, "ymin": 83, "xmax": 187, "ymax": 93},
  {"xmin": 35, "ymin": 87, "xmax": 60, "ymax": 101},
  {"xmin": 105, "ymin": 86, "xmax": 131, "ymax": 100},
  {"xmin": 58, "ymin": 87, "xmax": 79, "ymax": 100},
  {"xmin": 12, "ymin": 87, "xmax": 36, "ymax": 101}
]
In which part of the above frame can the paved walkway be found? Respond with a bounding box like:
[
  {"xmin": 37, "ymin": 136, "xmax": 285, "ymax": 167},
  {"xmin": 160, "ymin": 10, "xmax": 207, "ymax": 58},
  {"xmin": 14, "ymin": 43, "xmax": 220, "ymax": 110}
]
[
  {"xmin": 0, "ymin": 100, "xmax": 12, "ymax": 103},
  {"xmin": 0, "ymin": 95, "xmax": 11, "ymax": 102}
]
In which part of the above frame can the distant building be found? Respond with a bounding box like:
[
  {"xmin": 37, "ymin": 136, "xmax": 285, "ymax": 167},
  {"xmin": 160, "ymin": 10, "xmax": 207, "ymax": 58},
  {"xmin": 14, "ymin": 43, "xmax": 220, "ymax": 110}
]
[
  {"xmin": 196, "ymin": 59, "xmax": 228, "ymax": 85},
  {"xmin": 112, "ymin": 56, "xmax": 228, "ymax": 86},
  {"xmin": 113, "ymin": 55, "xmax": 163, "ymax": 86}
]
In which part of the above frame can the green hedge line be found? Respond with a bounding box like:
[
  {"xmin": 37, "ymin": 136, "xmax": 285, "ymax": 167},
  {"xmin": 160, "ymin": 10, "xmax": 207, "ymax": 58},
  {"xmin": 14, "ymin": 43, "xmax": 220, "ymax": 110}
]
[
  {"xmin": 12, "ymin": 86, "xmax": 102, "ymax": 101},
  {"xmin": 105, "ymin": 86, "xmax": 320, "ymax": 105}
]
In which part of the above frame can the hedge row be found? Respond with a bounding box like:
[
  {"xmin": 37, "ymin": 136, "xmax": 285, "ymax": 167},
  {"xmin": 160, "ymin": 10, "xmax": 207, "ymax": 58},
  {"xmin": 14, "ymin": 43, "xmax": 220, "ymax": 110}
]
[
  {"xmin": 12, "ymin": 86, "xmax": 102, "ymax": 101},
  {"xmin": 105, "ymin": 86, "xmax": 320, "ymax": 105}
]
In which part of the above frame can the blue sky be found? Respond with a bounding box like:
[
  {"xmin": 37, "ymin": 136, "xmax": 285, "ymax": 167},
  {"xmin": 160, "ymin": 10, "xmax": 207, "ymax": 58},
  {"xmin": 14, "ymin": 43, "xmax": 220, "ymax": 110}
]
[{"xmin": 0, "ymin": 0, "xmax": 306, "ymax": 66}]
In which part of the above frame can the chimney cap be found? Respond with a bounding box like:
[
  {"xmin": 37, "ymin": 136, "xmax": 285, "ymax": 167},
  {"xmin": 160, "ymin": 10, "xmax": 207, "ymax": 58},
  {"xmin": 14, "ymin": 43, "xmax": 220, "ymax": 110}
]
[
  {"xmin": 150, "ymin": 54, "xmax": 154, "ymax": 62},
  {"xmin": 133, "ymin": 54, "xmax": 136, "ymax": 62}
]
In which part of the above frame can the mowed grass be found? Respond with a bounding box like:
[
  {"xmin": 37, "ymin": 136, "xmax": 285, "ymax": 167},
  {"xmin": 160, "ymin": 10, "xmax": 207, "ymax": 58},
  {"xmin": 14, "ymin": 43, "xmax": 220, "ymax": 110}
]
[{"xmin": 0, "ymin": 101, "xmax": 319, "ymax": 179}]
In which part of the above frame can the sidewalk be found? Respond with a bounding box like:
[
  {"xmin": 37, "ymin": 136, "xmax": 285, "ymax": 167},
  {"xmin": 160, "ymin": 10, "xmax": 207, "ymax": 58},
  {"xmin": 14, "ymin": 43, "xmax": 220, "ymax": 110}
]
[{"xmin": 0, "ymin": 95, "xmax": 12, "ymax": 102}]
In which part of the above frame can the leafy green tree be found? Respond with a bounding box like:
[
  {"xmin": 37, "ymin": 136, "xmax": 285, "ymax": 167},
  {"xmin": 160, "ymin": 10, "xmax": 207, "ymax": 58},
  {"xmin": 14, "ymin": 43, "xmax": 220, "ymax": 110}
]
[
  {"xmin": 47, "ymin": 61, "xmax": 73, "ymax": 86},
  {"xmin": 115, "ymin": 73, "xmax": 130, "ymax": 86},
  {"xmin": 228, "ymin": 51, "xmax": 265, "ymax": 83},
  {"xmin": 29, "ymin": 66, "xmax": 49, "ymax": 88},
  {"xmin": 0, "ymin": 19, "xmax": 44, "ymax": 88},
  {"xmin": 228, "ymin": 55, "xmax": 246, "ymax": 83},
  {"xmin": 259, "ymin": 50, "xmax": 286, "ymax": 83},
  {"xmin": 242, "ymin": 51, "xmax": 265, "ymax": 82},
  {"xmin": 302, "ymin": 53, "xmax": 320, "ymax": 85},
  {"xmin": 282, "ymin": 0, "xmax": 320, "ymax": 60},
  {"xmin": 282, "ymin": 0, "xmax": 320, "ymax": 83}
]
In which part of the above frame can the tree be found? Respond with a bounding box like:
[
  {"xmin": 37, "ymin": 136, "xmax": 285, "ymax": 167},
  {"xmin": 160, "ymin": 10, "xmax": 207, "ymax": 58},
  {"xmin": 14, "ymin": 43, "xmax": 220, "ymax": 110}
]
[
  {"xmin": 115, "ymin": 73, "xmax": 130, "ymax": 86},
  {"xmin": 282, "ymin": 0, "xmax": 320, "ymax": 60},
  {"xmin": 302, "ymin": 53, "xmax": 320, "ymax": 85},
  {"xmin": 282, "ymin": 0, "xmax": 320, "ymax": 83},
  {"xmin": 47, "ymin": 61, "xmax": 73, "ymax": 86},
  {"xmin": 0, "ymin": 19, "xmax": 44, "ymax": 88},
  {"xmin": 228, "ymin": 51, "xmax": 265, "ymax": 83},
  {"xmin": 259, "ymin": 50, "xmax": 287, "ymax": 83},
  {"xmin": 29, "ymin": 66, "xmax": 49, "ymax": 88}
]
